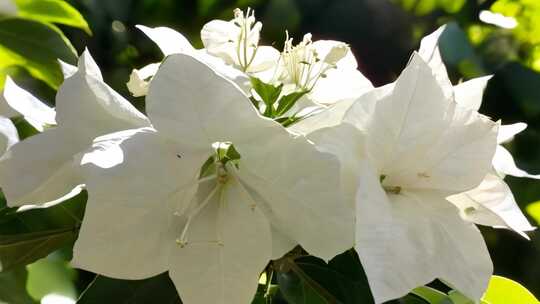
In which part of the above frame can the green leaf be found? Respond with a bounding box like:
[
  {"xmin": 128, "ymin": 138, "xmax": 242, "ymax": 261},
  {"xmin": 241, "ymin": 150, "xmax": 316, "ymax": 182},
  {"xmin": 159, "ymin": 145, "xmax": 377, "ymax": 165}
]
[
  {"xmin": 481, "ymin": 276, "xmax": 538, "ymax": 304},
  {"xmin": 401, "ymin": 294, "xmax": 432, "ymax": 304},
  {"xmin": 447, "ymin": 290, "xmax": 474, "ymax": 304},
  {"xmin": 0, "ymin": 226, "xmax": 78, "ymax": 272},
  {"xmin": 525, "ymin": 201, "xmax": 540, "ymax": 224},
  {"xmin": 250, "ymin": 77, "xmax": 283, "ymax": 116},
  {"xmin": 0, "ymin": 192, "xmax": 86, "ymax": 271},
  {"xmin": 0, "ymin": 17, "xmax": 77, "ymax": 89},
  {"xmin": 15, "ymin": 0, "xmax": 91, "ymax": 34},
  {"xmin": 77, "ymin": 273, "xmax": 181, "ymax": 304},
  {"xmin": 412, "ymin": 286, "xmax": 451, "ymax": 303},
  {"xmin": 0, "ymin": 268, "xmax": 37, "ymax": 304},
  {"xmin": 276, "ymin": 251, "xmax": 375, "ymax": 304},
  {"xmin": 275, "ymin": 91, "xmax": 307, "ymax": 117},
  {"xmin": 27, "ymin": 256, "xmax": 77, "ymax": 302}
]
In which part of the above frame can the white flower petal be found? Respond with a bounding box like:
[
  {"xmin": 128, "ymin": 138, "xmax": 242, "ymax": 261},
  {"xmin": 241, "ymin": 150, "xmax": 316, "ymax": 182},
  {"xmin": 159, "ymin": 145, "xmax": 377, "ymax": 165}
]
[
  {"xmin": 200, "ymin": 20, "xmax": 239, "ymax": 65},
  {"xmin": 169, "ymin": 178, "xmax": 271, "ymax": 304},
  {"xmin": 448, "ymin": 174, "xmax": 535, "ymax": 239},
  {"xmin": 270, "ymin": 226, "xmax": 296, "ymax": 260},
  {"xmin": 0, "ymin": 128, "xmax": 83, "ymax": 206},
  {"xmin": 308, "ymin": 123, "xmax": 365, "ymax": 205},
  {"xmin": 73, "ymin": 128, "xmax": 204, "ymax": 279},
  {"xmin": 309, "ymin": 68, "xmax": 373, "ymax": 105},
  {"xmin": 289, "ymin": 84, "xmax": 392, "ymax": 135},
  {"xmin": 454, "ymin": 76, "xmax": 492, "ymax": 111},
  {"xmin": 248, "ymin": 46, "xmax": 281, "ymax": 73},
  {"xmin": 312, "ymin": 40, "xmax": 358, "ymax": 70},
  {"xmin": 146, "ymin": 53, "xmax": 258, "ymax": 149},
  {"xmin": 498, "ymin": 122, "xmax": 527, "ymax": 144},
  {"xmin": 0, "ymin": 50, "xmax": 150, "ymax": 206},
  {"xmin": 0, "ymin": 116, "xmax": 18, "ymax": 154},
  {"xmin": 418, "ymin": 25, "xmax": 454, "ymax": 98},
  {"xmin": 493, "ymin": 145, "xmax": 540, "ymax": 179},
  {"xmin": 58, "ymin": 59, "xmax": 77, "ymax": 79},
  {"xmin": 345, "ymin": 53, "xmax": 498, "ymax": 192},
  {"xmin": 356, "ymin": 161, "xmax": 492, "ymax": 303},
  {"xmin": 136, "ymin": 25, "xmax": 195, "ymax": 56},
  {"xmin": 0, "ymin": 95, "xmax": 19, "ymax": 118},
  {"xmin": 55, "ymin": 50, "xmax": 150, "ymax": 128},
  {"xmin": 192, "ymin": 50, "xmax": 251, "ymax": 93},
  {"xmin": 4, "ymin": 77, "xmax": 56, "ymax": 131},
  {"xmin": 237, "ymin": 133, "xmax": 354, "ymax": 261}
]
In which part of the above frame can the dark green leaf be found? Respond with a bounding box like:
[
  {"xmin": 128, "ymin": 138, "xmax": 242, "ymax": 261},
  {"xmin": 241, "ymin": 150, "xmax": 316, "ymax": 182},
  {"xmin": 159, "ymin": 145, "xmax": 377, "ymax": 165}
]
[
  {"xmin": 0, "ymin": 268, "xmax": 37, "ymax": 304},
  {"xmin": 275, "ymin": 91, "xmax": 307, "ymax": 117},
  {"xmin": 0, "ymin": 18, "xmax": 77, "ymax": 88},
  {"xmin": 400, "ymin": 294, "xmax": 432, "ymax": 304},
  {"xmin": 15, "ymin": 0, "xmax": 92, "ymax": 34},
  {"xmin": 250, "ymin": 77, "xmax": 283, "ymax": 116},
  {"xmin": 276, "ymin": 252, "xmax": 375, "ymax": 304},
  {"xmin": 0, "ymin": 226, "xmax": 78, "ymax": 272},
  {"xmin": 77, "ymin": 273, "xmax": 181, "ymax": 304},
  {"xmin": 0, "ymin": 192, "xmax": 86, "ymax": 271}
]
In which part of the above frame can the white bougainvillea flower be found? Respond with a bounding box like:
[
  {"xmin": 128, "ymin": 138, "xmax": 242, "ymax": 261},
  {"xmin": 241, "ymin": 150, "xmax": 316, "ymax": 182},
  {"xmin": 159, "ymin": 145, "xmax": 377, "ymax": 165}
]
[
  {"xmin": 419, "ymin": 25, "xmax": 536, "ymax": 237},
  {"xmin": 201, "ymin": 8, "xmax": 280, "ymax": 75},
  {"xmin": 278, "ymin": 32, "xmax": 373, "ymax": 105},
  {"xmin": 309, "ymin": 53, "xmax": 498, "ymax": 303},
  {"xmin": 0, "ymin": 50, "xmax": 150, "ymax": 207},
  {"xmin": 72, "ymin": 53, "xmax": 352, "ymax": 304}
]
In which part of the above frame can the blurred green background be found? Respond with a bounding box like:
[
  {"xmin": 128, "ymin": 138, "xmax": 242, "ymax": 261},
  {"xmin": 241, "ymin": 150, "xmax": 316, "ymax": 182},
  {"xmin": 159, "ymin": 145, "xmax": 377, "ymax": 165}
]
[{"xmin": 3, "ymin": 0, "xmax": 540, "ymax": 303}]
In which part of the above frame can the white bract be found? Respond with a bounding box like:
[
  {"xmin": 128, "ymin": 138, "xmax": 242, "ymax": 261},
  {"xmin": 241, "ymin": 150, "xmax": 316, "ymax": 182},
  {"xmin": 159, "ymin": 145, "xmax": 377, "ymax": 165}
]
[
  {"xmin": 3, "ymin": 77, "xmax": 56, "ymax": 132},
  {"xmin": 0, "ymin": 50, "xmax": 150, "ymax": 207},
  {"xmin": 419, "ymin": 25, "xmax": 536, "ymax": 237},
  {"xmin": 309, "ymin": 53, "xmax": 498, "ymax": 303},
  {"xmin": 0, "ymin": 116, "xmax": 18, "ymax": 156},
  {"xmin": 72, "ymin": 53, "xmax": 353, "ymax": 304}
]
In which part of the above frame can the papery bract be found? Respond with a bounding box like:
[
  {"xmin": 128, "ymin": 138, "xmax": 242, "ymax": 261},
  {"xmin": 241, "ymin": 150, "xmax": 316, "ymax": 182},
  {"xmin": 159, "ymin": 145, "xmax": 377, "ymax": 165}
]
[
  {"xmin": 309, "ymin": 53, "xmax": 498, "ymax": 303},
  {"xmin": 0, "ymin": 50, "xmax": 150, "ymax": 207},
  {"xmin": 72, "ymin": 53, "xmax": 353, "ymax": 304},
  {"xmin": 419, "ymin": 25, "xmax": 536, "ymax": 237}
]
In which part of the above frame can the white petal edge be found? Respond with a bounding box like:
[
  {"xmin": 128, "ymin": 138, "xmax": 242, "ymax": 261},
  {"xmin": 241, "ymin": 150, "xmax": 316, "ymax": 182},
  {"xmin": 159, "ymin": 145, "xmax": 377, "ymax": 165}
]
[
  {"xmin": 136, "ymin": 25, "xmax": 195, "ymax": 56},
  {"xmin": 4, "ymin": 77, "xmax": 57, "ymax": 131}
]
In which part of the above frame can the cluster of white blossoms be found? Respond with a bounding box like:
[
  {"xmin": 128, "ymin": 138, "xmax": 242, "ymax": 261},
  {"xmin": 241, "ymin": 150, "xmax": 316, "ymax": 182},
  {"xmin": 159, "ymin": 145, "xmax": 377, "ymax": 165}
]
[{"xmin": 0, "ymin": 9, "xmax": 537, "ymax": 304}]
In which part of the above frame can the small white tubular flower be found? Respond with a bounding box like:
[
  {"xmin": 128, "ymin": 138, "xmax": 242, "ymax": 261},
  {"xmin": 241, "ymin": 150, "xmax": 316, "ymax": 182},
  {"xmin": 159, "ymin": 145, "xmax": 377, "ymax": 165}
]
[
  {"xmin": 201, "ymin": 8, "xmax": 280, "ymax": 75},
  {"xmin": 72, "ymin": 53, "xmax": 353, "ymax": 304},
  {"xmin": 0, "ymin": 50, "xmax": 150, "ymax": 207},
  {"xmin": 3, "ymin": 77, "xmax": 56, "ymax": 131},
  {"xmin": 126, "ymin": 63, "xmax": 160, "ymax": 97},
  {"xmin": 419, "ymin": 25, "xmax": 537, "ymax": 236},
  {"xmin": 280, "ymin": 34, "xmax": 373, "ymax": 105},
  {"xmin": 309, "ymin": 53, "xmax": 498, "ymax": 303}
]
